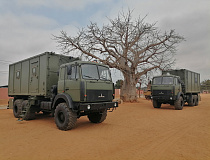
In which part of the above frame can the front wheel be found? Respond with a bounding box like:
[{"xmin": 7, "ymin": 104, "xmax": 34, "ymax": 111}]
[
  {"xmin": 153, "ymin": 100, "xmax": 161, "ymax": 108},
  {"xmin": 174, "ymin": 96, "xmax": 184, "ymax": 110},
  {"xmin": 54, "ymin": 103, "xmax": 77, "ymax": 131},
  {"xmin": 88, "ymin": 110, "xmax": 107, "ymax": 123}
]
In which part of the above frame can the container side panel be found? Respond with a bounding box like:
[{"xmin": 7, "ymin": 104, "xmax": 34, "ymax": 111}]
[
  {"xmin": 14, "ymin": 63, "xmax": 21, "ymax": 93},
  {"xmin": 187, "ymin": 71, "xmax": 192, "ymax": 92},
  {"xmin": 191, "ymin": 72, "xmax": 195, "ymax": 92},
  {"xmin": 29, "ymin": 57, "xmax": 39, "ymax": 94},
  {"xmin": 194, "ymin": 73, "xmax": 200, "ymax": 92},
  {"xmin": 8, "ymin": 65, "xmax": 14, "ymax": 95},
  {"xmin": 39, "ymin": 54, "xmax": 47, "ymax": 96},
  {"xmin": 21, "ymin": 61, "xmax": 29, "ymax": 94},
  {"xmin": 46, "ymin": 55, "xmax": 60, "ymax": 97},
  {"xmin": 198, "ymin": 74, "xmax": 201, "ymax": 92}
]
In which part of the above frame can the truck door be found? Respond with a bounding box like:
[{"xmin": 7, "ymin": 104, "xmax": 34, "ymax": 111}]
[
  {"xmin": 174, "ymin": 78, "xmax": 181, "ymax": 94},
  {"xmin": 29, "ymin": 58, "xmax": 39, "ymax": 93},
  {"xmin": 65, "ymin": 65, "xmax": 80, "ymax": 102},
  {"xmin": 57, "ymin": 66, "xmax": 65, "ymax": 93}
]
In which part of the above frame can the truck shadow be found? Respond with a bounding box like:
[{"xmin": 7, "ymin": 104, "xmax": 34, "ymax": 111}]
[
  {"xmin": 35, "ymin": 113, "xmax": 53, "ymax": 120},
  {"xmin": 160, "ymin": 104, "xmax": 193, "ymax": 110},
  {"xmin": 159, "ymin": 104, "xmax": 175, "ymax": 110},
  {"xmin": 34, "ymin": 113, "xmax": 110, "ymax": 130}
]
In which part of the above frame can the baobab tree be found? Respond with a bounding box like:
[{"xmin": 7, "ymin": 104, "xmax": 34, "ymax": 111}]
[{"xmin": 55, "ymin": 10, "xmax": 184, "ymax": 102}]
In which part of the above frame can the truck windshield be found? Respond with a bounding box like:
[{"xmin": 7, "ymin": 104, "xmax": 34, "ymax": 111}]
[
  {"xmin": 153, "ymin": 77, "xmax": 174, "ymax": 85},
  {"xmin": 81, "ymin": 64, "xmax": 111, "ymax": 81}
]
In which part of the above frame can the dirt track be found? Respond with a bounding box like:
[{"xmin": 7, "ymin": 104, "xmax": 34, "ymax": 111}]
[{"xmin": 0, "ymin": 94, "xmax": 210, "ymax": 160}]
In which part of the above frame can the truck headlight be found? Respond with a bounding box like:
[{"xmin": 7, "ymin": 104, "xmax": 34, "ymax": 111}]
[{"xmin": 87, "ymin": 105, "xmax": 91, "ymax": 110}]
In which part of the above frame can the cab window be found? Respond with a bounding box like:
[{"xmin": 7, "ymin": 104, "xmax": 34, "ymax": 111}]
[
  {"xmin": 162, "ymin": 77, "xmax": 173, "ymax": 84},
  {"xmin": 67, "ymin": 65, "xmax": 79, "ymax": 80}
]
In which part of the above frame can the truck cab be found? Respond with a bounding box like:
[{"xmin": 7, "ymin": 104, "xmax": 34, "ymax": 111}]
[
  {"xmin": 151, "ymin": 75, "xmax": 183, "ymax": 107},
  {"xmin": 151, "ymin": 69, "xmax": 200, "ymax": 110},
  {"xmin": 56, "ymin": 61, "xmax": 116, "ymax": 110},
  {"xmin": 48, "ymin": 61, "xmax": 118, "ymax": 130}
]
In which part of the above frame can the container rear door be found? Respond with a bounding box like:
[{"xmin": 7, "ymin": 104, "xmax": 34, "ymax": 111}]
[{"xmin": 29, "ymin": 58, "xmax": 39, "ymax": 94}]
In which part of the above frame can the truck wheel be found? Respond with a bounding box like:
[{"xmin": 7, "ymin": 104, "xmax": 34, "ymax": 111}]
[
  {"xmin": 174, "ymin": 96, "xmax": 184, "ymax": 110},
  {"xmin": 152, "ymin": 100, "xmax": 161, "ymax": 108},
  {"xmin": 13, "ymin": 99, "xmax": 23, "ymax": 118},
  {"xmin": 22, "ymin": 100, "xmax": 36, "ymax": 120},
  {"xmin": 88, "ymin": 110, "xmax": 107, "ymax": 123},
  {"xmin": 54, "ymin": 103, "xmax": 77, "ymax": 131},
  {"xmin": 194, "ymin": 95, "xmax": 199, "ymax": 106},
  {"xmin": 188, "ymin": 95, "xmax": 195, "ymax": 106}
]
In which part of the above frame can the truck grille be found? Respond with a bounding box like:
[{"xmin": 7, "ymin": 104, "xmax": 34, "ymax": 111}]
[
  {"xmin": 152, "ymin": 90, "xmax": 172, "ymax": 96},
  {"xmin": 86, "ymin": 90, "xmax": 112, "ymax": 102}
]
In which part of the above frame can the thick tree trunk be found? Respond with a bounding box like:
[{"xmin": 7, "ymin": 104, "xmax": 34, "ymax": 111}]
[{"xmin": 120, "ymin": 73, "xmax": 138, "ymax": 102}]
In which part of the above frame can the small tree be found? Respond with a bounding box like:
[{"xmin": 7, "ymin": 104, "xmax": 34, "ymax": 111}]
[
  {"xmin": 55, "ymin": 10, "xmax": 184, "ymax": 102},
  {"xmin": 115, "ymin": 80, "xmax": 123, "ymax": 89},
  {"xmin": 201, "ymin": 79, "xmax": 210, "ymax": 92}
]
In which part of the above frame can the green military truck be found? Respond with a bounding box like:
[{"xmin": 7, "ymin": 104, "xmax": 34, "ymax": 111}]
[
  {"xmin": 151, "ymin": 69, "xmax": 200, "ymax": 110},
  {"xmin": 8, "ymin": 52, "xmax": 118, "ymax": 130}
]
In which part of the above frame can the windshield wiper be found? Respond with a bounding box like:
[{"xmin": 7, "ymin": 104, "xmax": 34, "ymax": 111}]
[{"xmin": 83, "ymin": 75, "xmax": 98, "ymax": 80}]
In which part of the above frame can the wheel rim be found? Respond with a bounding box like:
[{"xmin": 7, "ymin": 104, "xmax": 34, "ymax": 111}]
[{"xmin": 58, "ymin": 111, "xmax": 65, "ymax": 123}]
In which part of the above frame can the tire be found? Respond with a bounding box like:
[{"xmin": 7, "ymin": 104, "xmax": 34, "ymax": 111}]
[
  {"xmin": 54, "ymin": 103, "xmax": 77, "ymax": 131},
  {"xmin": 188, "ymin": 95, "xmax": 195, "ymax": 106},
  {"xmin": 13, "ymin": 99, "xmax": 23, "ymax": 118},
  {"xmin": 152, "ymin": 100, "xmax": 161, "ymax": 108},
  {"xmin": 174, "ymin": 96, "xmax": 184, "ymax": 110},
  {"xmin": 194, "ymin": 95, "xmax": 199, "ymax": 106},
  {"xmin": 88, "ymin": 110, "xmax": 107, "ymax": 123},
  {"xmin": 22, "ymin": 100, "xmax": 36, "ymax": 120}
]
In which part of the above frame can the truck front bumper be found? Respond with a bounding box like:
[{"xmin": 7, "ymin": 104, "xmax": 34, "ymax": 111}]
[
  {"xmin": 151, "ymin": 96, "xmax": 176, "ymax": 103},
  {"xmin": 79, "ymin": 101, "xmax": 118, "ymax": 111}
]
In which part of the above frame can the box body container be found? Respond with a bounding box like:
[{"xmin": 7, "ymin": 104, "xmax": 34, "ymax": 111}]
[
  {"xmin": 162, "ymin": 69, "xmax": 200, "ymax": 93},
  {"xmin": 8, "ymin": 52, "xmax": 71, "ymax": 97}
]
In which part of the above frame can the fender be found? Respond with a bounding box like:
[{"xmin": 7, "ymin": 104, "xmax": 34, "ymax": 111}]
[
  {"xmin": 176, "ymin": 92, "xmax": 184, "ymax": 100},
  {"xmin": 52, "ymin": 93, "xmax": 74, "ymax": 110}
]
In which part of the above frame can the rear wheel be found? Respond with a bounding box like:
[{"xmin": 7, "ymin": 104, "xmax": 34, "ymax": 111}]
[
  {"xmin": 13, "ymin": 99, "xmax": 23, "ymax": 118},
  {"xmin": 54, "ymin": 103, "xmax": 77, "ymax": 131},
  {"xmin": 188, "ymin": 95, "xmax": 195, "ymax": 106},
  {"xmin": 194, "ymin": 95, "xmax": 199, "ymax": 106},
  {"xmin": 153, "ymin": 100, "xmax": 161, "ymax": 108},
  {"xmin": 88, "ymin": 110, "xmax": 107, "ymax": 123},
  {"xmin": 174, "ymin": 96, "xmax": 184, "ymax": 110}
]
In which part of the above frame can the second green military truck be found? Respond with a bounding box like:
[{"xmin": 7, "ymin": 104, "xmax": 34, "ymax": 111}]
[
  {"xmin": 8, "ymin": 52, "xmax": 118, "ymax": 130},
  {"xmin": 151, "ymin": 69, "xmax": 200, "ymax": 110}
]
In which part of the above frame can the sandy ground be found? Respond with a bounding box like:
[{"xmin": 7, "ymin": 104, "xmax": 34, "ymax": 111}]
[{"xmin": 0, "ymin": 94, "xmax": 210, "ymax": 160}]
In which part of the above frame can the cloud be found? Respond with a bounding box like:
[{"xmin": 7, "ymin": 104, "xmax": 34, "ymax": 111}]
[
  {"xmin": 0, "ymin": 0, "xmax": 209, "ymax": 85},
  {"xmin": 16, "ymin": 0, "xmax": 113, "ymax": 11}
]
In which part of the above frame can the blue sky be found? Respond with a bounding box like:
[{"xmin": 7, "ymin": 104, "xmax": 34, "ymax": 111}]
[{"xmin": 0, "ymin": 0, "xmax": 209, "ymax": 85}]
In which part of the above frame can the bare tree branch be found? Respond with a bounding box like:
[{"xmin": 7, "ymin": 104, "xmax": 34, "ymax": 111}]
[{"xmin": 54, "ymin": 9, "xmax": 184, "ymax": 102}]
